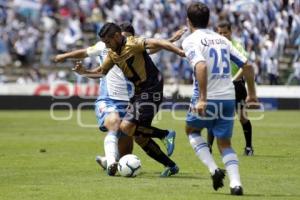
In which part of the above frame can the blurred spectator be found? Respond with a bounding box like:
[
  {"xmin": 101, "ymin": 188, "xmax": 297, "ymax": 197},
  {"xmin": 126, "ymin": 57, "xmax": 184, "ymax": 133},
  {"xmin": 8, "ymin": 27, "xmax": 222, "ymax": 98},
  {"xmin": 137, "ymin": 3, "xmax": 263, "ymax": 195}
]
[
  {"xmin": 0, "ymin": 33, "xmax": 12, "ymax": 67},
  {"xmin": 0, "ymin": 0, "xmax": 299, "ymax": 85},
  {"xmin": 286, "ymin": 57, "xmax": 300, "ymax": 85},
  {"xmin": 267, "ymin": 57, "xmax": 279, "ymax": 85}
]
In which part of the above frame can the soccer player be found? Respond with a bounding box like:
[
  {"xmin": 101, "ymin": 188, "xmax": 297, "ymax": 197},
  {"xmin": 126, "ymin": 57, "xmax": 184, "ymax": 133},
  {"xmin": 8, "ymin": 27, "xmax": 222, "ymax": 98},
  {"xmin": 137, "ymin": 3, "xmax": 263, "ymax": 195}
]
[
  {"xmin": 206, "ymin": 21, "xmax": 254, "ymax": 156},
  {"xmin": 55, "ymin": 23, "xmax": 185, "ymax": 176},
  {"xmin": 73, "ymin": 22, "xmax": 185, "ymax": 176},
  {"xmin": 182, "ymin": 3, "xmax": 258, "ymax": 195}
]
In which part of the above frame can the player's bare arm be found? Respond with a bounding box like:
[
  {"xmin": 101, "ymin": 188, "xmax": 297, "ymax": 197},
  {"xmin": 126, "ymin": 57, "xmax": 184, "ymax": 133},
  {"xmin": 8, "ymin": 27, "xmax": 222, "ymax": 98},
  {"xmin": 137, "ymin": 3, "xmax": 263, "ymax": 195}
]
[
  {"xmin": 148, "ymin": 27, "xmax": 187, "ymax": 54},
  {"xmin": 72, "ymin": 61, "xmax": 104, "ymax": 79},
  {"xmin": 194, "ymin": 61, "xmax": 207, "ymax": 116},
  {"xmin": 73, "ymin": 53, "xmax": 114, "ymax": 79},
  {"xmin": 242, "ymin": 62, "xmax": 259, "ymax": 107},
  {"xmin": 52, "ymin": 49, "xmax": 88, "ymax": 63},
  {"xmin": 144, "ymin": 38, "xmax": 185, "ymax": 57}
]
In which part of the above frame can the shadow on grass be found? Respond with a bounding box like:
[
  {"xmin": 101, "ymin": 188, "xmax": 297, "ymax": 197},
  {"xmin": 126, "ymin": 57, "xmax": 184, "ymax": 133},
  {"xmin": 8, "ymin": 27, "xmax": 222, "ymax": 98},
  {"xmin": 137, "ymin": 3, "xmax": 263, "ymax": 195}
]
[
  {"xmin": 249, "ymin": 155, "xmax": 289, "ymax": 158},
  {"xmin": 138, "ymin": 172, "xmax": 205, "ymax": 180},
  {"xmin": 213, "ymin": 192, "xmax": 300, "ymax": 198}
]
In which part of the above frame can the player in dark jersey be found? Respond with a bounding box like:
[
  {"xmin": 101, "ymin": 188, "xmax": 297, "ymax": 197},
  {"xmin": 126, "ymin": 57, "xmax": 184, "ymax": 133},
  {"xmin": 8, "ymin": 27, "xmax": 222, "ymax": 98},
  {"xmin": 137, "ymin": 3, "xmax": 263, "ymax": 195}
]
[{"xmin": 73, "ymin": 23, "xmax": 185, "ymax": 176}]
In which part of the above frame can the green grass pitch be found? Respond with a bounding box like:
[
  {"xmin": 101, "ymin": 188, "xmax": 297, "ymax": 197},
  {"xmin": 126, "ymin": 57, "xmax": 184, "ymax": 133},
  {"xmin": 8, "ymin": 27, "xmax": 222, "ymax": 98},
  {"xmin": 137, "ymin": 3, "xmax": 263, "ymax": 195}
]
[{"xmin": 1, "ymin": 110, "xmax": 300, "ymax": 200}]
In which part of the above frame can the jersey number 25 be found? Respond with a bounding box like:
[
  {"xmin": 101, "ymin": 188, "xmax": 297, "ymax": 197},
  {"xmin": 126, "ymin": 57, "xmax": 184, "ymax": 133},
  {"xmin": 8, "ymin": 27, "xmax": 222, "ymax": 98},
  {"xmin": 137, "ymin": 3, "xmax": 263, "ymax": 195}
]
[{"xmin": 209, "ymin": 48, "xmax": 230, "ymax": 75}]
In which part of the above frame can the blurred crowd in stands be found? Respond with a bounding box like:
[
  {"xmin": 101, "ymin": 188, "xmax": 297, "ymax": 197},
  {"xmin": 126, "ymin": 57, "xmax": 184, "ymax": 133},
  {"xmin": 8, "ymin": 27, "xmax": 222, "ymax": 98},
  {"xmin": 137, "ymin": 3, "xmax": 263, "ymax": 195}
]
[{"xmin": 0, "ymin": 0, "xmax": 299, "ymax": 85}]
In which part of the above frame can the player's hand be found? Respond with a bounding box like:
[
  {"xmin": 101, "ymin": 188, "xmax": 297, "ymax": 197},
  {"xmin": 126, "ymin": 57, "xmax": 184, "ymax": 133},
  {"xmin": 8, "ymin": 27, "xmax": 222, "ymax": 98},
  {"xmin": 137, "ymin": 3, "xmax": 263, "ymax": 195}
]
[
  {"xmin": 194, "ymin": 99, "xmax": 207, "ymax": 117},
  {"xmin": 52, "ymin": 55, "xmax": 65, "ymax": 63},
  {"xmin": 170, "ymin": 27, "xmax": 188, "ymax": 43},
  {"xmin": 72, "ymin": 61, "xmax": 86, "ymax": 75},
  {"xmin": 245, "ymin": 96, "xmax": 260, "ymax": 109},
  {"xmin": 178, "ymin": 49, "xmax": 186, "ymax": 57}
]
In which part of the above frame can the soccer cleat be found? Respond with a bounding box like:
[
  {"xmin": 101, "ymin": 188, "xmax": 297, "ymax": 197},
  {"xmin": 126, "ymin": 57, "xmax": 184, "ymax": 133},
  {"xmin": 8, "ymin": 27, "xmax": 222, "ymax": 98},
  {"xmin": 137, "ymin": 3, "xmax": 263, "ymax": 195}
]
[
  {"xmin": 230, "ymin": 186, "xmax": 244, "ymax": 195},
  {"xmin": 95, "ymin": 155, "xmax": 107, "ymax": 170},
  {"xmin": 107, "ymin": 162, "xmax": 118, "ymax": 176},
  {"xmin": 162, "ymin": 130, "xmax": 176, "ymax": 157},
  {"xmin": 211, "ymin": 168, "xmax": 225, "ymax": 191},
  {"xmin": 160, "ymin": 165, "xmax": 179, "ymax": 177},
  {"xmin": 244, "ymin": 147, "xmax": 254, "ymax": 156}
]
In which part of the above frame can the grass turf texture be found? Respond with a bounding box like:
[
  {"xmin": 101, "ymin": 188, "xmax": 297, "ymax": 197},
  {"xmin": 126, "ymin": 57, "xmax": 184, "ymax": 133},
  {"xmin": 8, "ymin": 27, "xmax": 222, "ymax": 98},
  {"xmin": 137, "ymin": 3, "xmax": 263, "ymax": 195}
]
[{"xmin": 0, "ymin": 110, "xmax": 300, "ymax": 200}]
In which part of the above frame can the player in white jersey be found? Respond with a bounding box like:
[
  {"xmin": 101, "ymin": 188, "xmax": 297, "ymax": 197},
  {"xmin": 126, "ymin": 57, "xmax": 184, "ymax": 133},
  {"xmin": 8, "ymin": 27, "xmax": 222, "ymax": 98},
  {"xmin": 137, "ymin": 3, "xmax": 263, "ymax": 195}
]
[
  {"xmin": 182, "ymin": 2, "xmax": 258, "ymax": 195},
  {"xmin": 53, "ymin": 36, "xmax": 134, "ymax": 176},
  {"xmin": 53, "ymin": 23, "xmax": 186, "ymax": 176}
]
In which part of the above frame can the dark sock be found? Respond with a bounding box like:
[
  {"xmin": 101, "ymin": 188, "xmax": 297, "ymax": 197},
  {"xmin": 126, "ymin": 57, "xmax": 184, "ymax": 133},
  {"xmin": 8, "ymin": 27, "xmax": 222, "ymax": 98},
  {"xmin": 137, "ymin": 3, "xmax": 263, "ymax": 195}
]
[
  {"xmin": 242, "ymin": 120, "xmax": 252, "ymax": 148},
  {"xmin": 135, "ymin": 125, "xmax": 168, "ymax": 139},
  {"xmin": 140, "ymin": 138, "xmax": 176, "ymax": 167},
  {"xmin": 207, "ymin": 131, "xmax": 215, "ymax": 147}
]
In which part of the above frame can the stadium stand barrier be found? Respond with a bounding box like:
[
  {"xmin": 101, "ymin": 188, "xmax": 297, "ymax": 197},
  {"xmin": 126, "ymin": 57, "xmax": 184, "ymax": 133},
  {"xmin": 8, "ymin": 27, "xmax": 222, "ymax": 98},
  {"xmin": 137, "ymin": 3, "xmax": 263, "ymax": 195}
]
[{"xmin": 0, "ymin": 84, "xmax": 299, "ymax": 110}]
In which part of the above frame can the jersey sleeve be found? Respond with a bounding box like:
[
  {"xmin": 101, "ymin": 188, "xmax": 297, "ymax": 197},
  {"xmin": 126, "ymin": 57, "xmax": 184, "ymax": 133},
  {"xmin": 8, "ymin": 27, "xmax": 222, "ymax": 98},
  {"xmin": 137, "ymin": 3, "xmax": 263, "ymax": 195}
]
[
  {"xmin": 132, "ymin": 37, "xmax": 146, "ymax": 53},
  {"xmin": 182, "ymin": 39, "xmax": 205, "ymax": 68},
  {"xmin": 235, "ymin": 42, "xmax": 248, "ymax": 58},
  {"xmin": 228, "ymin": 41, "xmax": 248, "ymax": 68},
  {"xmin": 86, "ymin": 42, "xmax": 106, "ymax": 57},
  {"xmin": 101, "ymin": 53, "xmax": 114, "ymax": 74}
]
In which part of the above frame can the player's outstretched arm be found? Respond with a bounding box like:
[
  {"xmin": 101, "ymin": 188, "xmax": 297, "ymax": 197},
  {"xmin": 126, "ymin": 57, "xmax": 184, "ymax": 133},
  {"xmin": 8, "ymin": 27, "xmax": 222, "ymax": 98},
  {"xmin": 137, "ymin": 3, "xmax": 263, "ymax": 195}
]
[
  {"xmin": 145, "ymin": 38, "xmax": 185, "ymax": 57},
  {"xmin": 148, "ymin": 28, "xmax": 187, "ymax": 54},
  {"xmin": 168, "ymin": 27, "xmax": 188, "ymax": 43},
  {"xmin": 52, "ymin": 49, "xmax": 88, "ymax": 63},
  {"xmin": 72, "ymin": 61, "xmax": 104, "ymax": 79}
]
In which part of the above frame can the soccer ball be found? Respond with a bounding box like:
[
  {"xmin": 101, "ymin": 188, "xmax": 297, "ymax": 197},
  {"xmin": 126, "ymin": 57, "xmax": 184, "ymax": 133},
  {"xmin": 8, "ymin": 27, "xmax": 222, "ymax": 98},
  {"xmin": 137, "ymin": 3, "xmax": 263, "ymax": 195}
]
[{"xmin": 118, "ymin": 154, "xmax": 141, "ymax": 177}]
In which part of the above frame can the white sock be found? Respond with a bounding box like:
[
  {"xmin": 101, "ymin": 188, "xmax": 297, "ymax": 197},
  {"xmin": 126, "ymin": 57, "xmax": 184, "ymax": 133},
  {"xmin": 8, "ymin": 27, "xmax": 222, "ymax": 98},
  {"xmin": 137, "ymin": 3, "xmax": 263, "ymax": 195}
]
[
  {"xmin": 222, "ymin": 148, "xmax": 242, "ymax": 188},
  {"xmin": 104, "ymin": 131, "xmax": 119, "ymax": 167},
  {"xmin": 189, "ymin": 133, "xmax": 218, "ymax": 174}
]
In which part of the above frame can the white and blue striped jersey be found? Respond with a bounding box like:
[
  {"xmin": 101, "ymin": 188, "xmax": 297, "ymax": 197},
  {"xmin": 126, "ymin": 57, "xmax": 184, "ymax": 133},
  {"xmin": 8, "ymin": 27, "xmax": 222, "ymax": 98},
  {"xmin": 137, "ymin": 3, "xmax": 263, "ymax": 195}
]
[
  {"xmin": 182, "ymin": 29, "xmax": 248, "ymax": 100},
  {"xmin": 86, "ymin": 41, "xmax": 133, "ymax": 101}
]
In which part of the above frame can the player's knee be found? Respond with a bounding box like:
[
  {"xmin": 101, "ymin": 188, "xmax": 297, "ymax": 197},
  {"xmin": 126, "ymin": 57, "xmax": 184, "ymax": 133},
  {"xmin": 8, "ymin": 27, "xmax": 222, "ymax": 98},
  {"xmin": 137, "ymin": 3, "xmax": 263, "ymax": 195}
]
[
  {"xmin": 185, "ymin": 125, "xmax": 200, "ymax": 136},
  {"xmin": 217, "ymin": 138, "xmax": 231, "ymax": 153},
  {"xmin": 120, "ymin": 121, "xmax": 136, "ymax": 136},
  {"xmin": 240, "ymin": 117, "xmax": 249, "ymax": 125},
  {"xmin": 104, "ymin": 113, "xmax": 121, "ymax": 131}
]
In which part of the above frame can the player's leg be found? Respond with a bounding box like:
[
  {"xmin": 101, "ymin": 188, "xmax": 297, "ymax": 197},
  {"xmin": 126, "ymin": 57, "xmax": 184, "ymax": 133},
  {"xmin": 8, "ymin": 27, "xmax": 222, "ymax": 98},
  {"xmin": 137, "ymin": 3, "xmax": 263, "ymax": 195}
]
[
  {"xmin": 135, "ymin": 125, "xmax": 176, "ymax": 152},
  {"xmin": 217, "ymin": 138, "xmax": 243, "ymax": 195},
  {"xmin": 102, "ymin": 112, "xmax": 122, "ymax": 175},
  {"xmin": 215, "ymin": 100, "xmax": 243, "ymax": 195},
  {"xmin": 95, "ymin": 100, "xmax": 131, "ymax": 176},
  {"xmin": 118, "ymin": 134, "xmax": 134, "ymax": 158},
  {"xmin": 139, "ymin": 89, "xmax": 176, "ymax": 156},
  {"xmin": 122, "ymin": 92, "xmax": 175, "ymax": 156},
  {"xmin": 235, "ymin": 80, "xmax": 253, "ymax": 155},
  {"xmin": 207, "ymin": 128, "xmax": 214, "ymax": 153},
  {"xmin": 120, "ymin": 92, "xmax": 178, "ymax": 176},
  {"xmin": 120, "ymin": 116, "xmax": 179, "ymax": 177},
  {"xmin": 239, "ymin": 109, "xmax": 253, "ymax": 155},
  {"xmin": 96, "ymin": 134, "xmax": 133, "ymax": 170},
  {"xmin": 186, "ymin": 124, "xmax": 224, "ymax": 190},
  {"xmin": 185, "ymin": 103, "xmax": 225, "ymax": 191},
  {"xmin": 134, "ymin": 135, "xmax": 179, "ymax": 177}
]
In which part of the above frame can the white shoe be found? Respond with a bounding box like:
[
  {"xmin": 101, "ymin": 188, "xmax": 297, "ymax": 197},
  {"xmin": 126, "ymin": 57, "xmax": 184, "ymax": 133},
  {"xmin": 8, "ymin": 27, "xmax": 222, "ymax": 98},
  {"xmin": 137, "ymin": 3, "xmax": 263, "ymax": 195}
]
[{"xmin": 96, "ymin": 155, "xmax": 107, "ymax": 170}]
